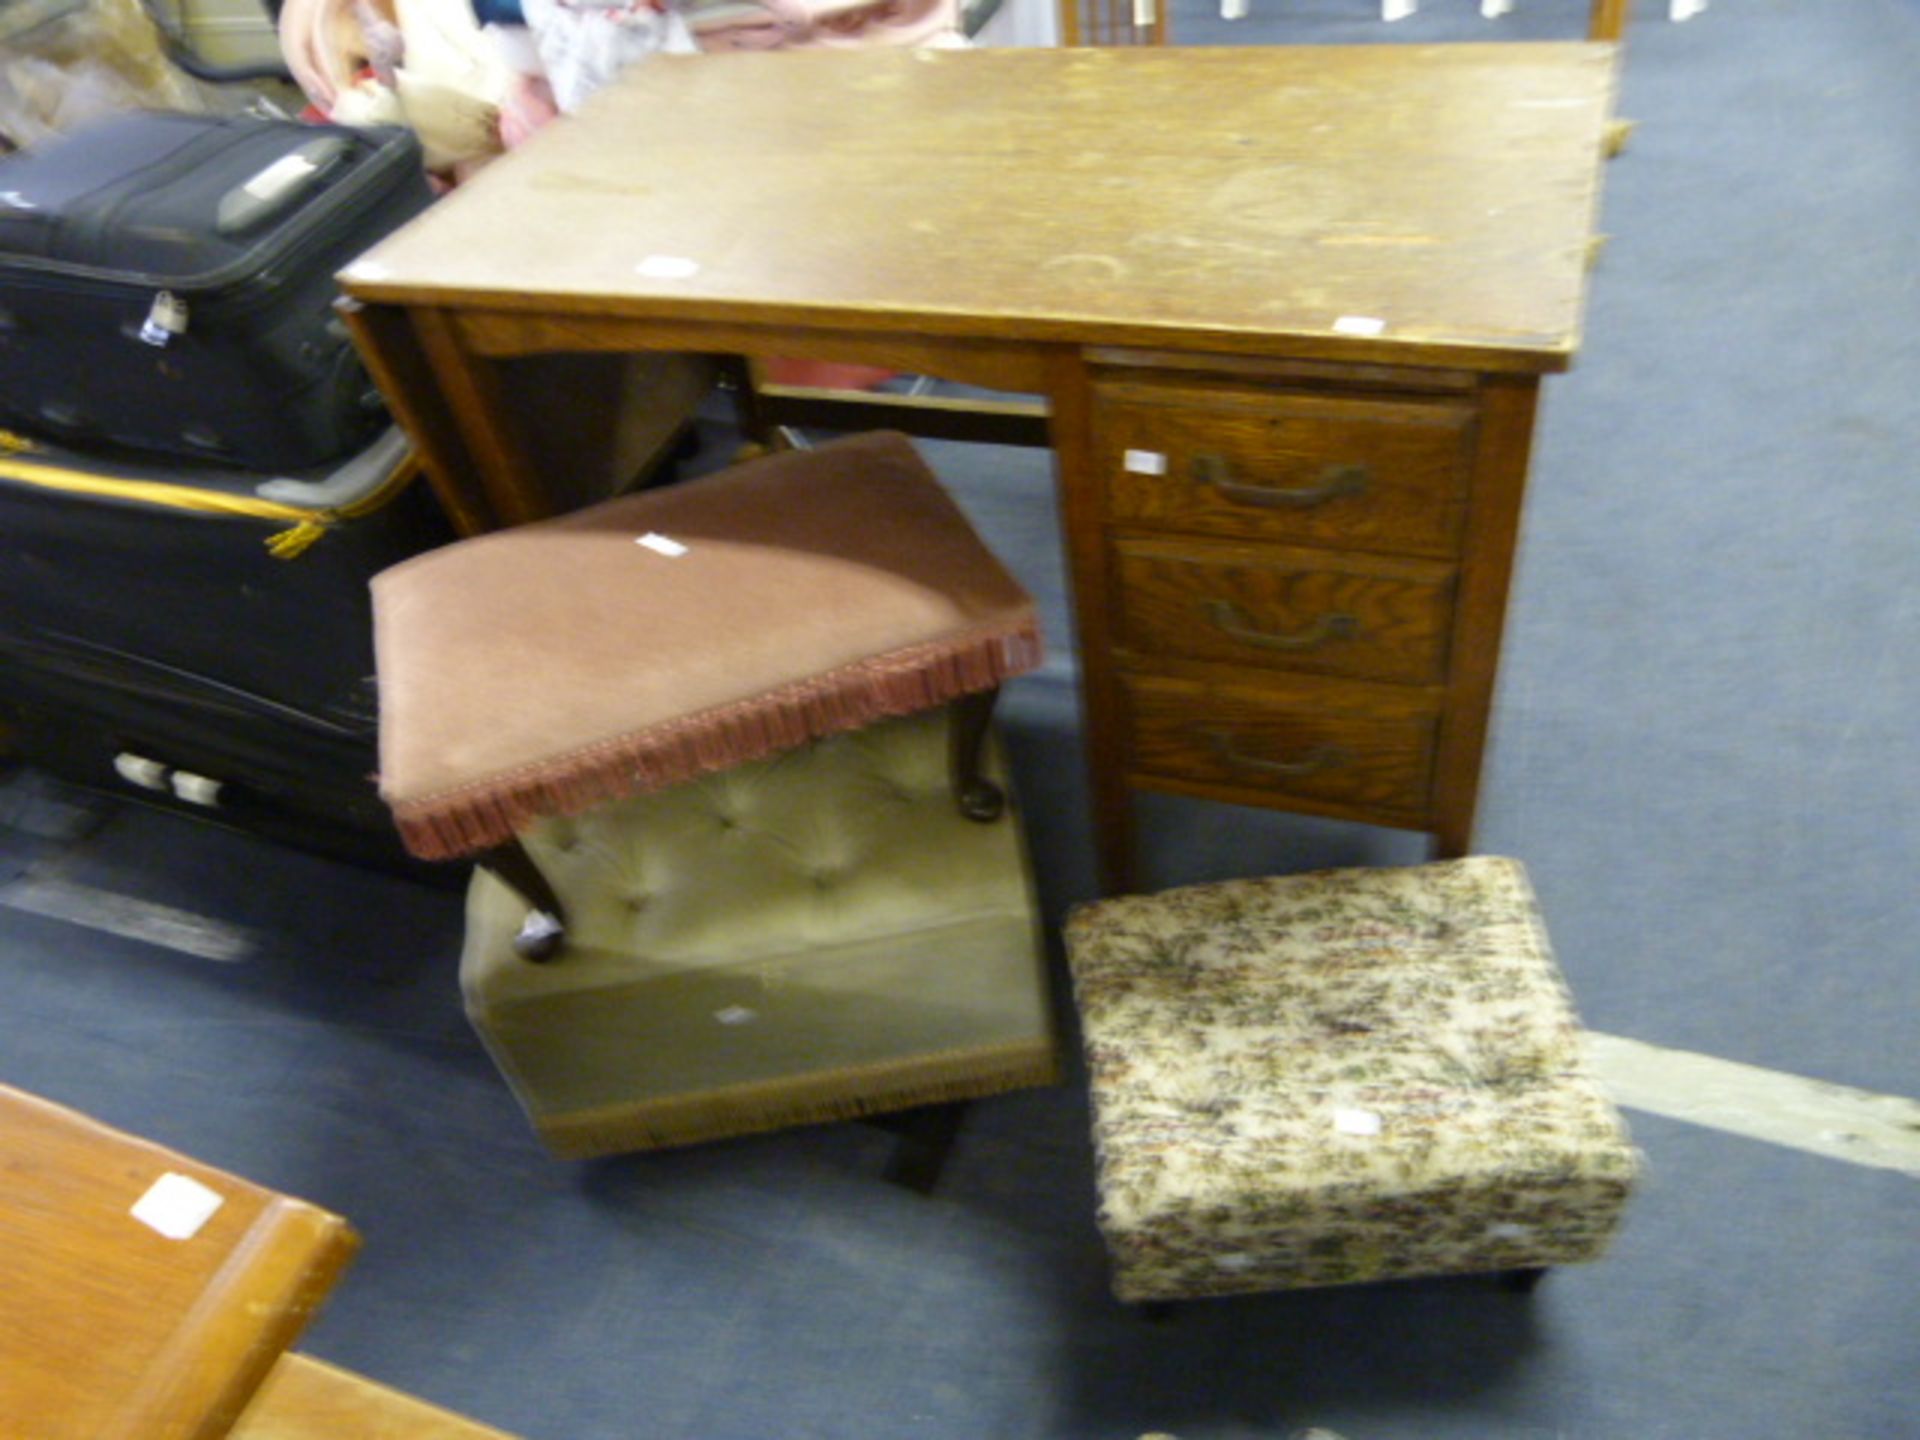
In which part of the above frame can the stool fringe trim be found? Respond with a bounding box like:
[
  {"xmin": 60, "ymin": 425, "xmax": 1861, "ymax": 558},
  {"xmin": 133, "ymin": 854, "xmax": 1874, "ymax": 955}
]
[{"xmin": 388, "ymin": 618, "xmax": 1045, "ymax": 861}]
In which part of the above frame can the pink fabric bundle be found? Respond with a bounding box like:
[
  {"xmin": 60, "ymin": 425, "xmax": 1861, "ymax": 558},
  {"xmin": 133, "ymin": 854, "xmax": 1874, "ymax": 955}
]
[
  {"xmin": 686, "ymin": 0, "xmax": 962, "ymax": 52},
  {"xmin": 278, "ymin": 0, "xmax": 374, "ymax": 113},
  {"xmin": 277, "ymin": 0, "xmax": 515, "ymax": 171}
]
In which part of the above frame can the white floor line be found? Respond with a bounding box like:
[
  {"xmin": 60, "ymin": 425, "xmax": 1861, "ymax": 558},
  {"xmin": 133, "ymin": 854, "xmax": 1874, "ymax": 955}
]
[
  {"xmin": 1586, "ymin": 1032, "xmax": 1920, "ymax": 1178},
  {"xmin": 0, "ymin": 875, "xmax": 254, "ymax": 964},
  {"xmin": 6, "ymin": 867, "xmax": 1916, "ymax": 1175}
]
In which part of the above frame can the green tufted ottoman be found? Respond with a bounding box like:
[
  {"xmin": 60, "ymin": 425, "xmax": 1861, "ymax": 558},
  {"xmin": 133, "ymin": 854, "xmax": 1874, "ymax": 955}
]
[
  {"xmin": 1064, "ymin": 857, "xmax": 1639, "ymax": 1302},
  {"xmin": 461, "ymin": 707, "xmax": 1059, "ymax": 1158}
]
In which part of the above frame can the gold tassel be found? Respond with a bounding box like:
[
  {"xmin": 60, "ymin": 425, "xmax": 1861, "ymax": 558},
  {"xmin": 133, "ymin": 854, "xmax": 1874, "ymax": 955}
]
[
  {"xmin": 0, "ymin": 447, "xmax": 415, "ymax": 561},
  {"xmin": 265, "ymin": 516, "xmax": 332, "ymax": 559}
]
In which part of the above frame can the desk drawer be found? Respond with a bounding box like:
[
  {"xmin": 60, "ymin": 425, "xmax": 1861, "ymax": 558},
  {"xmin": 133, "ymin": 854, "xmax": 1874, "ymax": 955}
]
[
  {"xmin": 1121, "ymin": 672, "xmax": 1437, "ymax": 817},
  {"xmin": 1096, "ymin": 382, "xmax": 1474, "ymax": 557},
  {"xmin": 1112, "ymin": 537, "xmax": 1454, "ymax": 685}
]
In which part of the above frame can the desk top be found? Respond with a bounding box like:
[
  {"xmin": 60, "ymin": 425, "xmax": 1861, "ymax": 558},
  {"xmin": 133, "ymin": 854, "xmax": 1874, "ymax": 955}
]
[
  {"xmin": 344, "ymin": 45, "xmax": 1615, "ymax": 374},
  {"xmin": 0, "ymin": 1085, "xmax": 359, "ymax": 1440}
]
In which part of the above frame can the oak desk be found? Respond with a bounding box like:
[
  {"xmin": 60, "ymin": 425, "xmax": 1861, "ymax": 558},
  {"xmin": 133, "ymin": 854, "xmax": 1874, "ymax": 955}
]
[{"xmin": 340, "ymin": 44, "xmax": 1616, "ymax": 890}]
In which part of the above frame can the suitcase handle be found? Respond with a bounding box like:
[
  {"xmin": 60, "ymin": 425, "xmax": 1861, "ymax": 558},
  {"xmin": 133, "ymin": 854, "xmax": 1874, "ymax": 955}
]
[{"xmin": 215, "ymin": 136, "xmax": 354, "ymax": 236}]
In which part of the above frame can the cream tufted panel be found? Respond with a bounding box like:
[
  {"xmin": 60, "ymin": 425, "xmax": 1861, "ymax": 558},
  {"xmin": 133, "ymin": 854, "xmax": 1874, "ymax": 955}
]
[{"xmin": 462, "ymin": 708, "xmax": 1059, "ymax": 1157}]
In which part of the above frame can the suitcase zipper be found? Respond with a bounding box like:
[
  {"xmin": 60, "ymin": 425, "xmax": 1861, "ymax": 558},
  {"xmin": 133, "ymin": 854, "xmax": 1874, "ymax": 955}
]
[{"xmin": 0, "ymin": 431, "xmax": 419, "ymax": 558}]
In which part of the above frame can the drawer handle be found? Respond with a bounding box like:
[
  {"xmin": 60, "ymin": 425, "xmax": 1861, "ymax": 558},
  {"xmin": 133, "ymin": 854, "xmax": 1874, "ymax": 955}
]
[
  {"xmin": 1202, "ymin": 730, "xmax": 1352, "ymax": 778},
  {"xmin": 1205, "ymin": 600, "xmax": 1358, "ymax": 652},
  {"xmin": 1193, "ymin": 456, "xmax": 1371, "ymax": 509}
]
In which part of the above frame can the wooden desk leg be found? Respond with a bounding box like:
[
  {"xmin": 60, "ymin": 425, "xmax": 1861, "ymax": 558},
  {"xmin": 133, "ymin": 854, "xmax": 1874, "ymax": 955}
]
[
  {"xmin": 340, "ymin": 301, "xmax": 498, "ymax": 537},
  {"xmin": 1589, "ymin": 0, "xmax": 1632, "ymax": 156},
  {"xmin": 1047, "ymin": 349, "xmax": 1138, "ymax": 897},
  {"xmin": 409, "ymin": 308, "xmax": 556, "ymax": 530},
  {"xmin": 723, "ymin": 355, "xmax": 779, "ymax": 456},
  {"xmin": 1588, "ymin": 0, "xmax": 1629, "ymax": 41},
  {"xmin": 1430, "ymin": 376, "xmax": 1540, "ymax": 862}
]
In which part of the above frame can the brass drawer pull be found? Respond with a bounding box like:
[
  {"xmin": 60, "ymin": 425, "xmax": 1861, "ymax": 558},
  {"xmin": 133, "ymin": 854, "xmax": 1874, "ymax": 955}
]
[
  {"xmin": 1192, "ymin": 455, "xmax": 1372, "ymax": 509},
  {"xmin": 1202, "ymin": 731, "xmax": 1352, "ymax": 778},
  {"xmin": 1204, "ymin": 600, "xmax": 1358, "ymax": 652}
]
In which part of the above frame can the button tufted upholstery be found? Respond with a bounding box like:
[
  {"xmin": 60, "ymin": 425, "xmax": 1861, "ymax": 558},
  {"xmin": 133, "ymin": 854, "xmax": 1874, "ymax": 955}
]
[
  {"xmin": 1065, "ymin": 857, "xmax": 1639, "ymax": 1302},
  {"xmin": 462, "ymin": 708, "xmax": 1060, "ymax": 1157}
]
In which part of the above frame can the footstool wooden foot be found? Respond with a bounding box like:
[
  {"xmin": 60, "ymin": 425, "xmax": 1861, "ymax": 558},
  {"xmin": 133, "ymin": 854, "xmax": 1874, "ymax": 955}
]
[
  {"xmin": 872, "ymin": 1102, "xmax": 970, "ymax": 1195},
  {"xmin": 1501, "ymin": 1267, "xmax": 1549, "ymax": 1293}
]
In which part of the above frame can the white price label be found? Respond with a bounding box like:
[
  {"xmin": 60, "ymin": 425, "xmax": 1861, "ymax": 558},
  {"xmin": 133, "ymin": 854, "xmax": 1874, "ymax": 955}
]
[
  {"xmin": 1333, "ymin": 315, "xmax": 1386, "ymax": 337},
  {"xmin": 636, "ymin": 255, "xmax": 701, "ymax": 280},
  {"xmin": 131, "ymin": 1173, "xmax": 224, "ymax": 1241}
]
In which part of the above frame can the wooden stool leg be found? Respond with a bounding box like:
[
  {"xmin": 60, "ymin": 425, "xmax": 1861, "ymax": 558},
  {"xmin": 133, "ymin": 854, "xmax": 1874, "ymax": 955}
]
[
  {"xmin": 476, "ymin": 837, "xmax": 567, "ymax": 962},
  {"xmin": 1590, "ymin": 0, "xmax": 1634, "ymax": 160},
  {"xmin": 949, "ymin": 688, "xmax": 1005, "ymax": 822}
]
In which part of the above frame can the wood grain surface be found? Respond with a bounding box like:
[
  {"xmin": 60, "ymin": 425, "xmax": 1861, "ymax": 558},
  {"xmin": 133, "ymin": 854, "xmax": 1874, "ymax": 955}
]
[
  {"xmin": 1120, "ymin": 669, "xmax": 1438, "ymax": 816},
  {"xmin": 1111, "ymin": 535, "xmax": 1455, "ymax": 685},
  {"xmin": 231, "ymin": 1355, "xmax": 519, "ymax": 1440},
  {"xmin": 1097, "ymin": 380, "xmax": 1476, "ymax": 557},
  {"xmin": 336, "ymin": 42, "xmax": 1617, "ymax": 884},
  {"xmin": 0, "ymin": 1086, "xmax": 359, "ymax": 1440},
  {"xmin": 340, "ymin": 45, "xmax": 1616, "ymax": 373}
]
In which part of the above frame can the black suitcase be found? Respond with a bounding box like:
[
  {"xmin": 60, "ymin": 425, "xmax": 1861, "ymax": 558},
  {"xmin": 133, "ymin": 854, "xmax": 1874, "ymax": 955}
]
[
  {"xmin": 0, "ymin": 110, "xmax": 433, "ymax": 470},
  {"xmin": 0, "ymin": 427, "xmax": 455, "ymax": 874}
]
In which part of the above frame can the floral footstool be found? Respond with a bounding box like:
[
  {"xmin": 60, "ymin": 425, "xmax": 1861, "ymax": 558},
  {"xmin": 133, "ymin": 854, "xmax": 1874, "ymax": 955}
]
[{"xmin": 1064, "ymin": 857, "xmax": 1639, "ymax": 1302}]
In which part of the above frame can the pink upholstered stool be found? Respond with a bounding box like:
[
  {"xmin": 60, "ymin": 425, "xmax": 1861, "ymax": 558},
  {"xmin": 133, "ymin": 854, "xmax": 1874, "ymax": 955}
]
[{"xmin": 371, "ymin": 430, "xmax": 1043, "ymax": 956}]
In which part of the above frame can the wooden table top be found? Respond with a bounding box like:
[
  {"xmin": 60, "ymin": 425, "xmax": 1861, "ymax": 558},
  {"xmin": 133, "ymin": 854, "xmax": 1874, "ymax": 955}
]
[
  {"xmin": 342, "ymin": 44, "xmax": 1616, "ymax": 374},
  {"xmin": 0, "ymin": 1086, "xmax": 359, "ymax": 1440}
]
